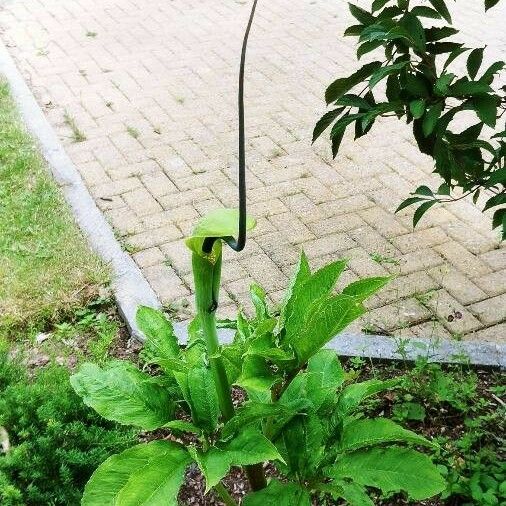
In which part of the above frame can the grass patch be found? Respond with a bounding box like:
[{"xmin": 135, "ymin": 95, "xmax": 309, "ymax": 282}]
[{"xmin": 0, "ymin": 80, "xmax": 108, "ymax": 339}]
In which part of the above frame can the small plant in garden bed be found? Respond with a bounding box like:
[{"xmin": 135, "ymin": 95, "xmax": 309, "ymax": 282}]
[{"xmin": 71, "ymin": 209, "xmax": 446, "ymax": 505}]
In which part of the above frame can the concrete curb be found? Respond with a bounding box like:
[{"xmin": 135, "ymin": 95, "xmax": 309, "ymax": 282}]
[{"xmin": 1, "ymin": 40, "xmax": 504, "ymax": 368}]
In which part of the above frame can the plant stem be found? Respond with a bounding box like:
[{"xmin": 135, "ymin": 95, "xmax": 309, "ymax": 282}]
[
  {"xmin": 192, "ymin": 250, "xmax": 235, "ymax": 420},
  {"xmin": 214, "ymin": 482, "xmax": 238, "ymax": 506}
]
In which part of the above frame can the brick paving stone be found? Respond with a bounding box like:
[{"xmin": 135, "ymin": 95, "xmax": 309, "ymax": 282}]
[
  {"xmin": 428, "ymin": 266, "xmax": 487, "ymax": 306},
  {"xmin": 424, "ymin": 290, "xmax": 482, "ymax": 336},
  {"xmin": 2, "ymin": 0, "xmax": 504, "ymax": 342},
  {"xmin": 466, "ymin": 323, "xmax": 506, "ymax": 343},
  {"xmin": 363, "ymin": 299, "xmax": 431, "ymax": 332},
  {"xmin": 468, "ymin": 294, "xmax": 506, "ymax": 326}
]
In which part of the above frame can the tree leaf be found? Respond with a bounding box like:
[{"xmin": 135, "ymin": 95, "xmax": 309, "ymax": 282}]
[
  {"xmin": 369, "ymin": 61, "xmax": 408, "ymax": 89},
  {"xmin": 187, "ymin": 366, "xmax": 220, "ymax": 432},
  {"xmin": 400, "ymin": 12, "xmax": 426, "ymax": 51},
  {"xmin": 342, "ymin": 277, "xmax": 390, "ymax": 302},
  {"xmin": 428, "ymin": 0, "xmax": 452, "ymax": 23},
  {"xmin": 325, "ymin": 62, "xmax": 381, "ymax": 104},
  {"xmin": 313, "ymin": 108, "xmax": 344, "ymax": 143},
  {"xmin": 243, "ymin": 479, "xmax": 311, "ymax": 506},
  {"xmin": 409, "ymin": 98, "xmax": 426, "ymax": 119},
  {"xmin": 422, "ymin": 102, "xmax": 443, "ymax": 136},
  {"xmin": 467, "ymin": 47, "xmax": 484, "ymax": 79},
  {"xmin": 82, "ymin": 441, "xmax": 191, "ymax": 506},
  {"xmin": 193, "ymin": 427, "xmax": 282, "ymax": 489},
  {"xmin": 348, "ymin": 3, "xmax": 376, "ymax": 25},
  {"xmin": 329, "ymin": 447, "xmax": 446, "ymax": 500},
  {"xmin": 371, "ymin": 0, "xmax": 390, "ymax": 12},
  {"xmin": 472, "ymin": 94, "xmax": 497, "ymax": 127},
  {"xmin": 485, "ymin": 0, "xmax": 501, "ymax": 11},
  {"xmin": 480, "ymin": 61, "xmax": 504, "ymax": 83},
  {"xmin": 336, "ymin": 94, "xmax": 374, "ymax": 109},
  {"xmin": 450, "ymin": 79, "xmax": 492, "ymax": 96},
  {"xmin": 413, "ymin": 200, "xmax": 438, "ymax": 227},
  {"xmin": 340, "ymin": 418, "xmax": 435, "ymax": 452},
  {"xmin": 395, "ymin": 196, "xmax": 427, "ymax": 213},
  {"xmin": 70, "ymin": 361, "xmax": 174, "ymax": 430},
  {"xmin": 434, "ymin": 73, "xmax": 455, "ymax": 96},
  {"xmin": 411, "ymin": 6, "xmax": 442, "ymax": 19}
]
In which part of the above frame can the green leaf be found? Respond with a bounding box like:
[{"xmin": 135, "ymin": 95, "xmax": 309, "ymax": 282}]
[
  {"xmin": 287, "ymin": 294, "xmax": 365, "ymax": 364},
  {"xmin": 473, "ymin": 94, "xmax": 497, "ymax": 127},
  {"xmin": 480, "ymin": 61, "xmax": 504, "ymax": 83},
  {"xmin": 335, "ymin": 94, "xmax": 373, "ymax": 109},
  {"xmin": 485, "ymin": 0, "xmax": 500, "ymax": 11},
  {"xmin": 70, "ymin": 362, "xmax": 174, "ymax": 430},
  {"xmin": 340, "ymin": 418, "xmax": 435, "ymax": 452},
  {"xmin": 313, "ymin": 108, "xmax": 344, "ymax": 143},
  {"xmin": 422, "ymin": 102, "xmax": 443, "ymax": 136},
  {"xmin": 193, "ymin": 427, "xmax": 282, "ymax": 489},
  {"xmin": 329, "ymin": 447, "xmax": 446, "ymax": 500},
  {"xmin": 282, "ymin": 413, "xmax": 325, "ymax": 476},
  {"xmin": 222, "ymin": 400, "xmax": 309, "ymax": 438},
  {"xmin": 409, "ymin": 99, "xmax": 426, "ymax": 119},
  {"xmin": 426, "ymin": 26, "xmax": 459, "ymax": 43},
  {"xmin": 243, "ymin": 479, "xmax": 311, "ymax": 506},
  {"xmin": 369, "ymin": 61, "xmax": 408, "ymax": 89},
  {"xmin": 82, "ymin": 441, "xmax": 191, "ymax": 506},
  {"xmin": 411, "ymin": 6, "xmax": 442, "ymax": 19},
  {"xmin": 444, "ymin": 47, "xmax": 470, "ymax": 69},
  {"xmin": 413, "ymin": 200, "xmax": 437, "ymax": 227},
  {"xmin": 349, "ymin": 3, "xmax": 376, "ymax": 24},
  {"xmin": 345, "ymin": 24, "xmax": 365, "ymax": 36},
  {"xmin": 250, "ymin": 283, "xmax": 270, "ymax": 320},
  {"xmin": 325, "ymin": 61, "xmax": 381, "ymax": 104},
  {"xmin": 395, "ymin": 196, "xmax": 427, "ymax": 213},
  {"xmin": 137, "ymin": 306, "xmax": 180, "ymax": 361},
  {"xmin": 332, "ymin": 126, "xmax": 346, "ymax": 157},
  {"xmin": 357, "ymin": 40, "xmax": 383, "ymax": 59},
  {"xmin": 186, "ymin": 208, "xmax": 256, "ymax": 256},
  {"xmin": 428, "ymin": 0, "xmax": 452, "ymax": 23},
  {"xmin": 400, "ymin": 12, "xmax": 426, "ymax": 51},
  {"xmin": 187, "ymin": 366, "xmax": 220, "ymax": 432},
  {"xmin": 342, "ymin": 276, "xmax": 390, "ymax": 302},
  {"xmin": 334, "ymin": 481, "xmax": 375, "ymax": 506},
  {"xmin": 405, "ymin": 73, "xmax": 430, "ymax": 97},
  {"xmin": 337, "ymin": 379, "xmax": 399, "ymax": 416},
  {"xmin": 450, "ymin": 80, "xmax": 492, "ymax": 96},
  {"xmin": 284, "ymin": 259, "xmax": 347, "ymax": 340},
  {"xmin": 467, "ymin": 48, "xmax": 484, "ymax": 79},
  {"xmin": 434, "ymin": 73, "xmax": 455, "ymax": 95},
  {"xmin": 371, "ymin": 0, "xmax": 390, "ymax": 12},
  {"xmin": 236, "ymin": 356, "xmax": 279, "ymax": 401}
]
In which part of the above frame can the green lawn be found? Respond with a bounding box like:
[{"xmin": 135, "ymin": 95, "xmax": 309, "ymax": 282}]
[{"xmin": 0, "ymin": 80, "xmax": 108, "ymax": 339}]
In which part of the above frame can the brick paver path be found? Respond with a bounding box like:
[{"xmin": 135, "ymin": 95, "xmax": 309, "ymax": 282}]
[{"xmin": 1, "ymin": 0, "xmax": 505, "ymax": 342}]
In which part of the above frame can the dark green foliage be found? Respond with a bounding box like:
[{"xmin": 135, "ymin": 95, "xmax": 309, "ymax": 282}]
[
  {"xmin": 0, "ymin": 350, "xmax": 138, "ymax": 506},
  {"xmin": 316, "ymin": 0, "xmax": 505, "ymax": 238}
]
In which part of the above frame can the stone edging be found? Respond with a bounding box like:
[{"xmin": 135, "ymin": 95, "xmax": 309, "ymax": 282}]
[{"xmin": 1, "ymin": 40, "xmax": 504, "ymax": 368}]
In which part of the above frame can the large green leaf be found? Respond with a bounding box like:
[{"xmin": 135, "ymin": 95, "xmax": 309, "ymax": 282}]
[
  {"xmin": 137, "ymin": 306, "xmax": 180, "ymax": 366},
  {"xmin": 325, "ymin": 61, "xmax": 381, "ymax": 104},
  {"xmin": 192, "ymin": 427, "xmax": 281, "ymax": 489},
  {"xmin": 473, "ymin": 94, "xmax": 497, "ymax": 127},
  {"xmin": 286, "ymin": 294, "xmax": 365, "ymax": 364},
  {"xmin": 82, "ymin": 441, "xmax": 191, "ymax": 506},
  {"xmin": 342, "ymin": 276, "xmax": 390, "ymax": 302},
  {"xmin": 339, "ymin": 418, "xmax": 436, "ymax": 452},
  {"xmin": 284, "ymin": 259, "xmax": 347, "ymax": 340},
  {"xmin": 334, "ymin": 481, "xmax": 374, "ymax": 506},
  {"xmin": 243, "ymin": 479, "xmax": 311, "ymax": 506},
  {"xmin": 450, "ymin": 80, "xmax": 492, "ymax": 96},
  {"xmin": 313, "ymin": 108, "xmax": 345, "ymax": 142},
  {"xmin": 70, "ymin": 361, "xmax": 174, "ymax": 430},
  {"xmin": 278, "ymin": 250, "xmax": 311, "ymax": 330},
  {"xmin": 222, "ymin": 399, "xmax": 310, "ymax": 438},
  {"xmin": 187, "ymin": 366, "xmax": 220, "ymax": 432},
  {"xmin": 329, "ymin": 447, "xmax": 446, "ymax": 500},
  {"xmin": 336, "ymin": 378, "xmax": 399, "ymax": 416}
]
